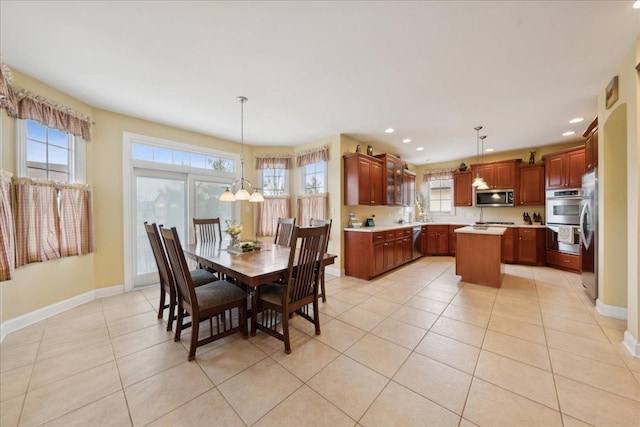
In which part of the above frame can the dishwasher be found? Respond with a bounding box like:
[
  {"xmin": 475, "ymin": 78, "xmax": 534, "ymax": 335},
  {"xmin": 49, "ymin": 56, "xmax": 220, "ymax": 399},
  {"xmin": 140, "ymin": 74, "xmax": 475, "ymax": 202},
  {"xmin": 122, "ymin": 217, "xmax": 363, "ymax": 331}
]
[{"xmin": 412, "ymin": 226, "xmax": 423, "ymax": 260}]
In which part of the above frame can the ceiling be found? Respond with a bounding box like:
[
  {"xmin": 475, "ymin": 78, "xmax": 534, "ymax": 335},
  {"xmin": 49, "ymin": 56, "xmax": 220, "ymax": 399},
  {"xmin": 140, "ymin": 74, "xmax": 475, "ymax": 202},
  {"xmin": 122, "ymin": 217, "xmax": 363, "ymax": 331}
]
[{"xmin": 1, "ymin": 1, "xmax": 639, "ymax": 165}]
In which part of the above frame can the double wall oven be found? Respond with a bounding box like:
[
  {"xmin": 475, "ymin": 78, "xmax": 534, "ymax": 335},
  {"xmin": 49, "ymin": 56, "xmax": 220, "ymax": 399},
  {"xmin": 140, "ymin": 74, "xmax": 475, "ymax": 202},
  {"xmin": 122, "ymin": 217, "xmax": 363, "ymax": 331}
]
[{"xmin": 545, "ymin": 188, "xmax": 581, "ymax": 255}]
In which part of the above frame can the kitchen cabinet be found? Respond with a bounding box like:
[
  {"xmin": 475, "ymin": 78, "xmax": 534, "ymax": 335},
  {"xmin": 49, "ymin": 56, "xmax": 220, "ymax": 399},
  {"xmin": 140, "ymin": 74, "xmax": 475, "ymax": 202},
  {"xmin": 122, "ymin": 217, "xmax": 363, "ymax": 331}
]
[
  {"xmin": 423, "ymin": 225, "xmax": 449, "ymax": 256},
  {"xmin": 343, "ymin": 153, "xmax": 384, "ymax": 205},
  {"xmin": 583, "ymin": 117, "xmax": 598, "ymax": 172},
  {"xmin": 544, "ymin": 147, "xmax": 585, "ymax": 190},
  {"xmin": 501, "ymin": 227, "xmax": 517, "ymax": 263},
  {"xmin": 449, "ymin": 225, "xmax": 465, "ymax": 255},
  {"xmin": 453, "ymin": 171, "xmax": 473, "ymax": 207},
  {"xmin": 518, "ymin": 164, "xmax": 545, "ymax": 206},
  {"xmin": 517, "ymin": 228, "xmax": 545, "ymax": 265},
  {"xmin": 471, "ymin": 159, "xmax": 521, "ymax": 190},
  {"xmin": 403, "ymin": 169, "xmax": 416, "ymax": 207},
  {"xmin": 375, "ymin": 154, "xmax": 405, "ymax": 205},
  {"xmin": 345, "ymin": 227, "xmax": 413, "ymax": 280},
  {"xmin": 546, "ymin": 249, "xmax": 581, "ymax": 272}
]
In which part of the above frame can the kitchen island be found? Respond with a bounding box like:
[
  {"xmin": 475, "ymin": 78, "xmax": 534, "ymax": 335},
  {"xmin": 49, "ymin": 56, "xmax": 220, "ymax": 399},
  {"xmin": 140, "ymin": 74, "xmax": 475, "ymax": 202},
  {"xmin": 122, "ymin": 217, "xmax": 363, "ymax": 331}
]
[{"xmin": 454, "ymin": 226, "xmax": 507, "ymax": 288}]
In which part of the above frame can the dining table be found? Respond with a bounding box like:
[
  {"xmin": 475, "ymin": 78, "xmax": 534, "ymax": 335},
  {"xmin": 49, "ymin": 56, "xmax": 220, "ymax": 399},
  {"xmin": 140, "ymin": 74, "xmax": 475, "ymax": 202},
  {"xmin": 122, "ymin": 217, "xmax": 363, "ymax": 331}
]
[{"xmin": 183, "ymin": 241, "xmax": 337, "ymax": 334}]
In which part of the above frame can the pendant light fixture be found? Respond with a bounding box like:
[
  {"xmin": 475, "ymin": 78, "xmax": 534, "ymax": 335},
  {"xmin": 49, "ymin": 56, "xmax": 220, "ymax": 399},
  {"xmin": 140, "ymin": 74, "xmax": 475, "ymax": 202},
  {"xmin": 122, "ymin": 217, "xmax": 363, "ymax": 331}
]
[
  {"xmin": 471, "ymin": 126, "xmax": 488, "ymax": 189},
  {"xmin": 477, "ymin": 135, "xmax": 489, "ymax": 190},
  {"xmin": 220, "ymin": 96, "xmax": 264, "ymax": 203}
]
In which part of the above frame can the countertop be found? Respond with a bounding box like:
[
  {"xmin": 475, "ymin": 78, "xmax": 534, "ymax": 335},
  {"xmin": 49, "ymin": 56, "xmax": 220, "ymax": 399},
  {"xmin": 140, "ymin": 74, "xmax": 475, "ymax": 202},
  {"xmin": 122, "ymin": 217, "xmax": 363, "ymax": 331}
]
[
  {"xmin": 344, "ymin": 222, "xmax": 546, "ymax": 232},
  {"xmin": 454, "ymin": 226, "xmax": 507, "ymax": 236}
]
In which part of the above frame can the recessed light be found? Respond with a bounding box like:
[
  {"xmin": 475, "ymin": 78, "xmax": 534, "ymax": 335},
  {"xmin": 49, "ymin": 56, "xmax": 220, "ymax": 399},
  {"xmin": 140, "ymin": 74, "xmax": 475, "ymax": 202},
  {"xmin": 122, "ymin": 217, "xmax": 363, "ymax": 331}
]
[
  {"xmin": 569, "ymin": 117, "xmax": 584, "ymax": 124},
  {"xmin": 402, "ymin": 138, "xmax": 411, "ymax": 143},
  {"xmin": 416, "ymin": 147, "xmax": 424, "ymax": 151},
  {"xmin": 562, "ymin": 131, "xmax": 575, "ymax": 136},
  {"xmin": 485, "ymin": 148, "xmax": 494, "ymax": 152},
  {"xmin": 384, "ymin": 128, "xmax": 394, "ymax": 133},
  {"xmin": 634, "ymin": 0, "xmax": 640, "ymax": 9}
]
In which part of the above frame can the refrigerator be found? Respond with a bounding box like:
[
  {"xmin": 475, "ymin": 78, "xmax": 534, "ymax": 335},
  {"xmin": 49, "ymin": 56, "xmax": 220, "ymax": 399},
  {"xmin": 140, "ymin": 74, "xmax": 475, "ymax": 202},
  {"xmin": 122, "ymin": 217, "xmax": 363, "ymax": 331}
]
[{"xmin": 580, "ymin": 169, "xmax": 598, "ymax": 302}]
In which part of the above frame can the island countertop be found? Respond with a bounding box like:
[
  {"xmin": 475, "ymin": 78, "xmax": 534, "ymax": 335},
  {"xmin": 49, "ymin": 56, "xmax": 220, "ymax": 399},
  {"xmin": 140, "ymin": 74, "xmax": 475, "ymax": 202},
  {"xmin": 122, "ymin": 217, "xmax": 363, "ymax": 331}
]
[{"xmin": 454, "ymin": 226, "xmax": 507, "ymax": 236}]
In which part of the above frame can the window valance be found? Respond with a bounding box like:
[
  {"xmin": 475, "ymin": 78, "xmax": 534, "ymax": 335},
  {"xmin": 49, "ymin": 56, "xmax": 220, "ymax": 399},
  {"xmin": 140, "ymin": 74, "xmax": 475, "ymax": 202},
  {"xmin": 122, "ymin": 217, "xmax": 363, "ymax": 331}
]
[
  {"xmin": 296, "ymin": 146, "xmax": 328, "ymax": 167},
  {"xmin": 423, "ymin": 168, "xmax": 457, "ymax": 182},
  {"xmin": 255, "ymin": 154, "xmax": 291, "ymax": 170},
  {"xmin": 0, "ymin": 63, "xmax": 93, "ymax": 141}
]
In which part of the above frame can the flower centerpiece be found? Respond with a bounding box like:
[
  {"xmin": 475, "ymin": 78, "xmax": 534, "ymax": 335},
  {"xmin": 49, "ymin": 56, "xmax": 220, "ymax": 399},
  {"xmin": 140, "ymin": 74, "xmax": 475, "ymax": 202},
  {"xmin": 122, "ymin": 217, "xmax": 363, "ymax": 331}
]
[{"xmin": 224, "ymin": 220, "xmax": 243, "ymax": 247}]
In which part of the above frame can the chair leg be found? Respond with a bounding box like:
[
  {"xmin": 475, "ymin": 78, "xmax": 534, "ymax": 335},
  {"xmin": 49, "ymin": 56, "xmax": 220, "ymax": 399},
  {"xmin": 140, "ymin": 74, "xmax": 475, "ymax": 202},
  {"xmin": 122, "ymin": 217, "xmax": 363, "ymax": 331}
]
[
  {"xmin": 158, "ymin": 285, "xmax": 166, "ymax": 319},
  {"xmin": 313, "ymin": 298, "xmax": 321, "ymax": 336},
  {"xmin": 320, "ymin": 271, "xmax": 327, "ymax": 303},
  {"xmin": 189, "ymin": 317, "xmax": 199, "ymax": 361},
  {"xmin": 166, "ymin": 293, "xmax": 175, "ymax": 332},
  {"xmin": 282, "ymin": 310, "xmax": 291, "ymax": 354},
  {"xmin": 240, "ymin": 304, "xmax": 248, "ymax": 338},
  {"xmin": 250, "ymin": 288, "xmax": 258, "ymax": 336},
  {"xmin": 174, "ymin": 307, "xmax": 184, "ymax": 342}
]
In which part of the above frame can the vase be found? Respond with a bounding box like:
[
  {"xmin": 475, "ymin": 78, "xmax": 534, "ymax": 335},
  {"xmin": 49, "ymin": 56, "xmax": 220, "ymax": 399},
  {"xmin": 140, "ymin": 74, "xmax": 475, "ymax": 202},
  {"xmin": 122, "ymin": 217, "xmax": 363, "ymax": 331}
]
[{"xmin": 229, "ymin": 235, "xmax": 240, "ymax": 247}]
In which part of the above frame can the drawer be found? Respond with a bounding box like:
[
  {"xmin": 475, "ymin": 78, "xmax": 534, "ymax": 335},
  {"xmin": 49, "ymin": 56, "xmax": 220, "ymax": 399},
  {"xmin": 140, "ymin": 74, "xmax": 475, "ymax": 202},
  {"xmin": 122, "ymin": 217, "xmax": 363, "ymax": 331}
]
[
  {"xmin": 396, "ymin": 229, "xmax": 405, "ymax": 239},
  {"xmin": 373, "ymin": 232, "xmax": 385, "ymax": 243},
  {"xmin": 403, "ymin": 228, "xmax": 412, "ymax": 237},
  {"xmin": 385, "ymin": 231, "xmax": 396, "ymax": 241},
  {"xmin": 546, "ymin": 250, "xmax": 581, "ymax": 271}
]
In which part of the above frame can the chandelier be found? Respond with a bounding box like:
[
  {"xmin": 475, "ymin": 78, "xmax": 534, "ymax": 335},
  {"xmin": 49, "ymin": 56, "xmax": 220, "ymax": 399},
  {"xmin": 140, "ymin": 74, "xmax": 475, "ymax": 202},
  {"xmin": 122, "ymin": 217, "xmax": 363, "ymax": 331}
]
[
  {"xmin": 220, "ymin": 96, "xmax": 264, "ymax": 202},
  {"xmin": 471, "ymin": 126, "xmax": 489, "ymax": 190}
]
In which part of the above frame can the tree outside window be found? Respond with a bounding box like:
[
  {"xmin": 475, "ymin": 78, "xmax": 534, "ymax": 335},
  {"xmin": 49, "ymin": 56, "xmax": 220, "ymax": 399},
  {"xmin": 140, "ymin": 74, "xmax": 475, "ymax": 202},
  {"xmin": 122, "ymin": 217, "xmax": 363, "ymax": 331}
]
[
  {"xmin": 261, "ymin": 168, "xmax": 288, "ymax": 196},
  {"xmin": 303, "ymin": 161, "xmax": 326, "ymax": 194}
]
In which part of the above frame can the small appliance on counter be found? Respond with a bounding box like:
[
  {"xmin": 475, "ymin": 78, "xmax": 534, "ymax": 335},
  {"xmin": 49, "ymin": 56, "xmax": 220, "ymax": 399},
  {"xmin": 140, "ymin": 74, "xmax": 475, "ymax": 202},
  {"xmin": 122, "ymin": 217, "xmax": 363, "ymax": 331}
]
[
  {"xmin": 364, "ymin": 217, "xmax": 375, "ymax": 227},
  {"xmin": 347, "ymin": 213, "xmax": 362, "ymax": 229}
]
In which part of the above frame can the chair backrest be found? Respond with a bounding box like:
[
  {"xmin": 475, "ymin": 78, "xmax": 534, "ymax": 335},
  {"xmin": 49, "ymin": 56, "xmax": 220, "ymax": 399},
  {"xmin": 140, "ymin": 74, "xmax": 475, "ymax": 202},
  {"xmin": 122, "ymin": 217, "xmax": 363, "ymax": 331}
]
[
  {"xmin": 161, "ymin": 226, "xmax": 197, "ymax": 310},
  {"xmin": 274, "ymin": 217, "xmax": 296, "ymax": 247},
  {"xmin": 284, "ymin": 225, "xmax": 328, "ymax": 305},
  {"xmin": 144, "ymin": 222, "xmax": 174, "ymax": 293},
  {"xmin": 309, "ymin": 218, "xmax": 332, "ymax": 252},
  {"xmin": 193, "ymin": 218, "xmax": 222, "ymax": 244}
]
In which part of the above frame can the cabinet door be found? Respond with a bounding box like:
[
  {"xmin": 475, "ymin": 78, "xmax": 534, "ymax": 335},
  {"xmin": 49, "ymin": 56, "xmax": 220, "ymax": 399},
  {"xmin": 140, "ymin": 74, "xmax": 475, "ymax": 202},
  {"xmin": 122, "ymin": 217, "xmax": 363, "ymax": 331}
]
[
  {"xmin": 403, "ymin": 237, "xmax": 413, "ymax": 262},
  {"xmin": 383, "ymin": 241, "xmax": 395, "ymax": 269},
  {"xmin": 394, "ymin": 239, "xmax": 404, "ymax": 266},
  {"xmin": 403, "ymin": 171, "xmax": 416, "ymax": 207},
  {"xmin": 426, "ymin": 230, "xmax": 438, "ymax": 255},
  {"xmin": 357, "ymin": 158, "xmax": 372, "ymax": 205},
  {"xmin": 493, "ymin": 162, "xmax": 516, "ymax": 189},
  {"xmin": 453, "ymin": 171, "xmax": 473, "ymax": 207},
  {"xmin": 518, "ymin": 228, "xmax": 537, "ymax": 263},
  {"xmin": 371, "ymin": 160, "xmax": 384, "ymax": 205},
  {"xmin": 566, "ymin": 149, "xmax": 585, "ymax": 188},
  {"xmin": 437, "ymin": 232, "xmax": 450, "ymax": 254},
  {"xmin": 394, "ymin": 161, "xmax": 403, "ymax": 206},
  {"xmin": 519, "ymin": 165, "xmax": 545, "ymax": 206},
  {"xmin": 474, "ymin": 164, "xmax": 495, "ymax": 188},
  {"xmin": 545, "ymin": 155, "xmax": 564, "ymax": 189},
  {"xmin": 373, "ymin": 243, "xmax": 385, "ymax": 275},
  {"xmin": 502, "ymin": 228, "xmax": 516, "ymax": 263}
]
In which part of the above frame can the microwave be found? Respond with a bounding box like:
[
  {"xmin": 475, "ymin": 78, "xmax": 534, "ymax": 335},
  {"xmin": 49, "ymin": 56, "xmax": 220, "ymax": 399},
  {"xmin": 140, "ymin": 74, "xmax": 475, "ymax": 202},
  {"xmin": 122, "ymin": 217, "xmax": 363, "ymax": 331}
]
[{"xmin": 476, "ymin": 189, "xmax": 515, "ymax": 207}]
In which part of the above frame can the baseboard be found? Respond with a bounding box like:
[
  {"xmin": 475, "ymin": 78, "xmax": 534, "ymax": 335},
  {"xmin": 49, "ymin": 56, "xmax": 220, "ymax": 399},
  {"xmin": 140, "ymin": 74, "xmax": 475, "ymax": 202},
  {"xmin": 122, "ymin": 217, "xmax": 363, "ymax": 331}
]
[
  {"xmin": 325, "ymin": 266, "xmax": 343, "ymax": 278},
  {"xmin": 623, "ymin": 331, "xmax": 640, "ymax": 358},
  {"xmin": 595, "ymin": 299, "xmax": 628, "ymax": 320},
  {"xmin": 0, "ymin": 284, "xmax": 124, "ymax": 343}
]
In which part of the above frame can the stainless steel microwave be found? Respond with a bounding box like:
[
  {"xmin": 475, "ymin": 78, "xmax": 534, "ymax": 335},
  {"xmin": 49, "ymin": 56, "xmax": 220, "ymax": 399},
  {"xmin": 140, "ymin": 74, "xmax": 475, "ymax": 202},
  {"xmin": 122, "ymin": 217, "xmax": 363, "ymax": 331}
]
[{"xmin": 475, "ymin": 189, "xmax": 515, "ymax": 207}]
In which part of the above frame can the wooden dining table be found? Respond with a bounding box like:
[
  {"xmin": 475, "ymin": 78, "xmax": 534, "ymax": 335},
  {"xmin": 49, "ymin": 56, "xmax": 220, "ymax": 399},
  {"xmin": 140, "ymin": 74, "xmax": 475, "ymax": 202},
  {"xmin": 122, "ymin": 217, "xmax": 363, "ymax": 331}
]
[{"xmin": 183, "ymin": 241, "xmax": 337, "ymax": 334}]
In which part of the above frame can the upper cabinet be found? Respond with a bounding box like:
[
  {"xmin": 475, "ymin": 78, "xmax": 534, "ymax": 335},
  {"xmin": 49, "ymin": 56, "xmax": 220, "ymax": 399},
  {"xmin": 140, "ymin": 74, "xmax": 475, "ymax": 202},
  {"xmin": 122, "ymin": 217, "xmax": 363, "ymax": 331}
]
[
  {"xmin": 583, "ymin": 117, "xmax": 598, "ymax": 172},
  {"xmin": 518, "ymin": 164, "xmax": 545, "ymax": 206},
  {"xmin": 402, "ymin": 169, "xmax": 416, "ymax": 207},
  {"xmin": 343, "ymin": 153, "xmax": 384, "ymax": 205},
  {"xmin": 453, "ymin": 171, "xmax": 473, "ymax": 207},
  {"xmin": 544, "ymin": 146, "xmax": 585, "ymax": 190},
  {"xmin": 375, "ymin": 154, "xmax": 405, "ymax": 206},
  {"xmin": 470, "ymin": 159, "xmax": 521, "ymax": 189}
]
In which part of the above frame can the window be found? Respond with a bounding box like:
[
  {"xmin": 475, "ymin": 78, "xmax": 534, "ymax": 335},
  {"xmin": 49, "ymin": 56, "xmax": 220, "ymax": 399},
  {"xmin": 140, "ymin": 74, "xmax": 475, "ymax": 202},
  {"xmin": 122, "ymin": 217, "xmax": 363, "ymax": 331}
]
[
  {"xmin": 302, "ymin": 161, "xmax": 326, "ymax": 194},
  {"xmin": 260, "ymin": 168, "xmax": 289, "ymax": 196},
  {"xmin": 132, "ymin": 141, "xmax": 235, "ymax": 172},
  {"xmin": 20, "ymin": 119, "xmax": 83, "ymax": 182},
  {"xmin": 428, "ymin": 178, "xmax": 453, "ymax": 214}
]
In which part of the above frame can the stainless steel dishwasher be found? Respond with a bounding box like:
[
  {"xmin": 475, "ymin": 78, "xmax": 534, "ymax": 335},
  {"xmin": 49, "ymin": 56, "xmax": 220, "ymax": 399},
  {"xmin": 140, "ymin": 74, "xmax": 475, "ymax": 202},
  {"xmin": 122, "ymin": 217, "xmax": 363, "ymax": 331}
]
[{"xmin": 412, "ymin": 226, "xmax": 423, "ymax": 260}]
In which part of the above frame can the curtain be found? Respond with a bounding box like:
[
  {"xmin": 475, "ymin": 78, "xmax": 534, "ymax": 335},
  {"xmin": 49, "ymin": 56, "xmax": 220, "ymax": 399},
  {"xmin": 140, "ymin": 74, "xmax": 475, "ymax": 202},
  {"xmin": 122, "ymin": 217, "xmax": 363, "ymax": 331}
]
[
  {"xmin": 59, "ymin": 183, "xmax": 96, "ymax": 256},
  {"xmin": 297, "ymin": 193, "xmax": 327, "ymax": 227},
  {"xmin": 14, "ymin": 178, "xmax": 61, "ymax": 266},
  {"xmin": 423, "ymin": 168, "xmax": 457, "ymax": 182},
  {"xmin": 296, "ymin": 146, "xmax": 328, "ymax": 167},
  {"xmin": 255, "ymin": 154, "xmax": 291, "ymax": 170},
  {"xmin": 256, "ymin": 196, "xmax": 290, "ymax": 237},
  {"xmin": 0, "ymin": 63, "xmax": 17, "ymax": 117},
  {"xmin": 0, "ymin": 171, "xmax": 15, "ymax": 281}
]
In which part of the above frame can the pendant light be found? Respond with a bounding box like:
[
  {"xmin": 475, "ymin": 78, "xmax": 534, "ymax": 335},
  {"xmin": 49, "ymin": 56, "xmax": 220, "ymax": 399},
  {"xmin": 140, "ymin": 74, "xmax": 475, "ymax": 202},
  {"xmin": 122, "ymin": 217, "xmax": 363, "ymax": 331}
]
[
  {"xmin": 471, "ymin": 126, "xmax": 488, "ymax": 189},
  {"xmin": 220, "ymin": 96, "xmax": 264, "ymax": 202},
  {"xmin": 477, "ymin": 135, "xmax": 489, "ymax": 190}
]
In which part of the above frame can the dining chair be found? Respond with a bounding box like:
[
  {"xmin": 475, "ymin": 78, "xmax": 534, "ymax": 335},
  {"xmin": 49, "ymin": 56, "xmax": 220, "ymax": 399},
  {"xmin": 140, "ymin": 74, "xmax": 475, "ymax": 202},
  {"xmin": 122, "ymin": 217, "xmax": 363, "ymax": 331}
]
[
  {"xmin": 253, "ymin": 224, "xmax": 328, "ymax": 353},
  {"xmin": 144, "ymin": 222, "xmax": 217, "ymax": 331},
  {"xmin": 310, "ymin": 218, "xmax": 332, "ymax": 302},
  {"xmin": 161, "ymin": 226, "xmax": 248, "ymax": 361},
  {"xmin": 193, "ymin": 218, "xmax": 223, "ymax": 243},
  {"xmin": 274, "ymin": 217, "xmax": 296, "ymax": 247}
]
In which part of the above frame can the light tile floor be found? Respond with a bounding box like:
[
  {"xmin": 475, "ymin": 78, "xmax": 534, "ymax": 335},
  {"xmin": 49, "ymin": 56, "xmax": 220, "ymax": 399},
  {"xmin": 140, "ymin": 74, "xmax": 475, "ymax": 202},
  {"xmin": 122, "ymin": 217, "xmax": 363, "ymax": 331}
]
[{"xmin": 2, "ymin": 257, "xmax": 640, "ymax": 426}]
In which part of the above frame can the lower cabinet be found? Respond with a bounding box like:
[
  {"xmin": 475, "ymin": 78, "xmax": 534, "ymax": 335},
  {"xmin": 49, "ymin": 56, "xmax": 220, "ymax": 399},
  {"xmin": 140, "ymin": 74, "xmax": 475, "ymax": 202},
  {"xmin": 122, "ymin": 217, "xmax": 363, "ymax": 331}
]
[
  {"xmin": 546, "ymin": 249, "xmax": 581, "ymax": 272},
  {"xmin": 424, "ymin": 225, "xmax": 449, "ymax": 255},
  {"xmin": 502, "ymin": 228, "xmax": 517, "ymax": 263},
  {"xmin": 449, "ymin": 225, "xmax": 464, "ymax": 255},
  {"xmin": 517, "ymin": 228, "xmax": 545, "ymax": 265},
  {"xmin": 345, "ymin": 228, "xmax": 413, "ymax": 280}
]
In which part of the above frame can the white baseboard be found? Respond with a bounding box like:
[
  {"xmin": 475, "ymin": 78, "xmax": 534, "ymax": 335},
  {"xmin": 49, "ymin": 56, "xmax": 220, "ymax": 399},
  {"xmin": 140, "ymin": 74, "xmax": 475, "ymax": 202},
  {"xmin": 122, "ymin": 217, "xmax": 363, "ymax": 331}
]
[
  {"xmin": 623, "ymin": 331, "xmax": 640, "ymax": 358},
  {"xmin": 596, "ymin": 299, "xmax": 628, "ymax": 320},
  {"xmin": 325, "ymin": 266, "xmax": 344, "ymax": 277},
  {"xmin": 0, "ymin": 284, "xmax": 124, "ymax": 343}
]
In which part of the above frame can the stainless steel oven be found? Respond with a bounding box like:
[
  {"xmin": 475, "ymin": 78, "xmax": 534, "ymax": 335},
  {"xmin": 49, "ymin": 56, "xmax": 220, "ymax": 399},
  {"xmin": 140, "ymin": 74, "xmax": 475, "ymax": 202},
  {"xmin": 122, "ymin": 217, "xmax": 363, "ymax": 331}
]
[
  {"xmin": 546, "ymin": 224, "xmax": 580, "ymax": 255},
  {"xmin": 545, "ymin": 189, "xmax": 581, "ymax": 225}
]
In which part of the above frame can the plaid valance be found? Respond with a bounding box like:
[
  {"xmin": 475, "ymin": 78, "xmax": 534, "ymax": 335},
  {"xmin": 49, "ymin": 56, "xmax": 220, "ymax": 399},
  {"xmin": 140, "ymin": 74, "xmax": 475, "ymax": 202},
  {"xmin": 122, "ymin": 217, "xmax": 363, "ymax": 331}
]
[
  {"xmin": 255, "ymin": 154, "xmax": 292, "ymax": 170},
  {"xmin": 296, "ymin": 146, "xmax": 328, "ymax": 167},
  {"xmin": 422, "ymin": 168, "xmax": 457, "ymax": 182}
]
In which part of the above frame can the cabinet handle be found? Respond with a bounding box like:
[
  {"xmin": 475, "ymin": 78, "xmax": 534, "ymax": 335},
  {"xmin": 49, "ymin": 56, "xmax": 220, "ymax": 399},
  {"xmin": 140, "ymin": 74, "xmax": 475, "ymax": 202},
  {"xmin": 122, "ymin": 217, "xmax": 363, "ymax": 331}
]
[{"xmin": 563, "ymin": 260, "xmax": 570, "ymax": 263}]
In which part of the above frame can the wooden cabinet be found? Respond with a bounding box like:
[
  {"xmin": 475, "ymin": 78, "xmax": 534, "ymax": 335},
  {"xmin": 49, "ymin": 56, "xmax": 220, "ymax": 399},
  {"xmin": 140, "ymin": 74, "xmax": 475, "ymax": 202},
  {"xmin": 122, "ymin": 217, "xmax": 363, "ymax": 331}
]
[
  {"xmin": 518, "ymin": 164, "xmax": 545, "ymax": 206},
  {"xmin": 449, "ymin": 225, "xmax": 464, "ymax": 255},
  {"xmin": 343, "ymin": 153, "xmax": 384, "ymax": 205},
  {"xmin": 453, "ymin": 171, "xmax": 473, "ymax": 207},
  {"xmin": 546, "ymin": 250, "xmax": 581, "ymax": 272},
  {"xmin": 345, "ymin": 227, "xmax": 413, "ymax": 280},
  {"xmin": 471, "ymin": 159, "xmax": 521, "ymax": 190},
  {"xmin": 423, "ymin": 225, "xmax": 449, "ymax": 256},
  {"xmin": 501, "ymin": 227, "xmax": 517, "ymax": 263},
  {"xmin": 583, "ymin": 117, "xmax": 598, "ymax": 172},
  {"xmin": 403, "ymin": 169, "xmax": 416, "ymax": 207},
  {"xmin": 544, "ymin": 147, "xmax": 585, "ymax": 190},
  {"xmin": 517, "ymin": 228, "xmax": 545, "ymax": 265},
  {"xmin": 375, "ymin": 154, "xmax": 404, "ymax": 206}
]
